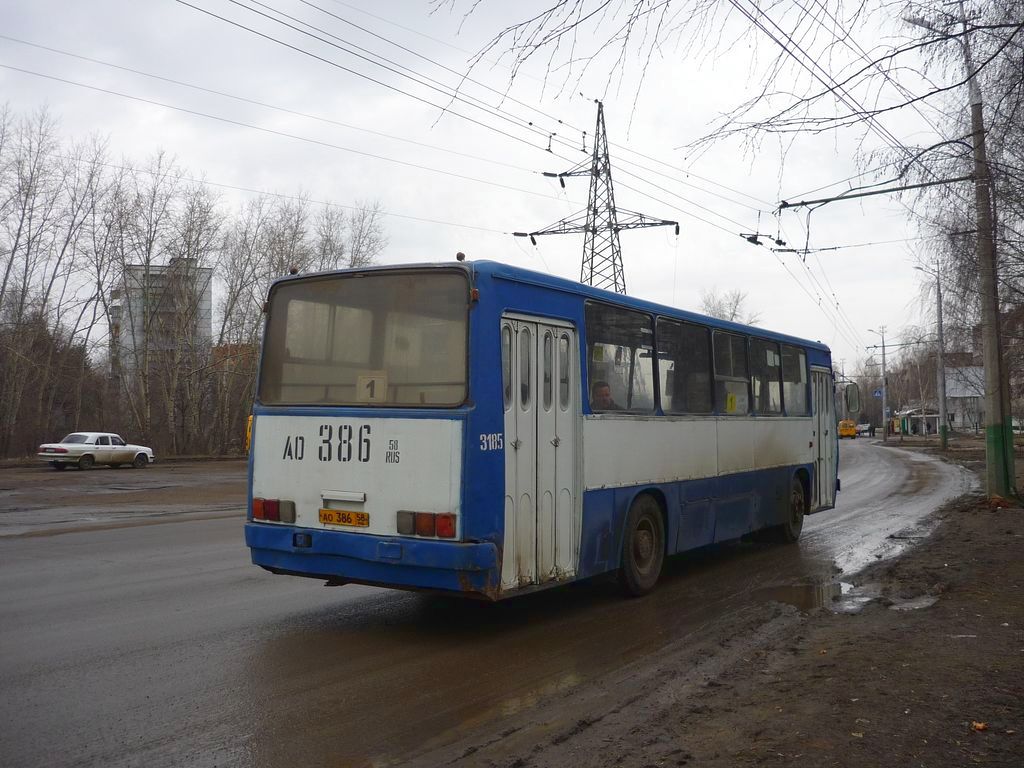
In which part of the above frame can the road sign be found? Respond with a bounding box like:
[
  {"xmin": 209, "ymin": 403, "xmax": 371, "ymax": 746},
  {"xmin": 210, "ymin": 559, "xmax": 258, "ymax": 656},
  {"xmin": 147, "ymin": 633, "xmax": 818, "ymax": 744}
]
[{"xmin": 873, "ymin": 388, "xmax": 883, "ymax": 398}]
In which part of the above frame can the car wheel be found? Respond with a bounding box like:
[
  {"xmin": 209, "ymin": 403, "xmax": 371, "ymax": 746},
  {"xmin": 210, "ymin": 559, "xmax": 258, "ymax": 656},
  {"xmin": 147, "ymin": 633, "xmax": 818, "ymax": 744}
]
[
  {"xmin": 618, "ymin": 494, "xmax": 665, "ymax": 597},
  {"xmin": 51, "ymin": 462, "xmax": 66, "ymax": 471},
  {"xmin": 775, "ymin": 477, "xmax": 806, "ymax": 543},
  {"xmin": 78, "ymin": 454, "xmax": 95, "ymax": 470},
  {"xmin": 132, "ymin": 453, "xmax": 148, "ymax": 469}
]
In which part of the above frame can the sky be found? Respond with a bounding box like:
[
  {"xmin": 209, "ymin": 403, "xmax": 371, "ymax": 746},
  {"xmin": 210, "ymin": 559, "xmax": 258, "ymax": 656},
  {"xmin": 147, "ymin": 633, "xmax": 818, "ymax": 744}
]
[{"xmin": 0, "ymin": 0, "xmax": 961, "ymax": 372}]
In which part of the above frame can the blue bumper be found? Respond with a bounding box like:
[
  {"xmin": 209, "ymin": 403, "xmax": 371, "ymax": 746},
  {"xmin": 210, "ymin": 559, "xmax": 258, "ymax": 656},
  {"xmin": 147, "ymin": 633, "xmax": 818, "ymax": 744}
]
[{"xmin": 245, "ymin": 523, "xmax": 501, "ymax": 599}]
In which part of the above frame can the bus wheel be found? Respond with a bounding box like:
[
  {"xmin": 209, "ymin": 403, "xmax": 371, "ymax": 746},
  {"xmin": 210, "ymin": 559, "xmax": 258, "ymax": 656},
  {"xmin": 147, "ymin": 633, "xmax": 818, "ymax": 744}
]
[
  {"xmin": 777, "ymin": 477, "xmax": 806, "ymax": 543},
  {"xmin": 619, "ymin": 494, "xmax": 665, "ymax": 597}
]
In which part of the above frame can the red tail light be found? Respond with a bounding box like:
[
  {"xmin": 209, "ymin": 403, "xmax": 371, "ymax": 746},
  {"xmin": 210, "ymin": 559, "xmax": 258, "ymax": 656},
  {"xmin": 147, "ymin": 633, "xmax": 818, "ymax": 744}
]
[
  {"xmin": 253, "ymin": 498, "xmax": 296, "ymax": 523},
  {"xmin": 414, "ymin": 512, "xmax": 436, "ymax": 537},
  {"xmin": 435, "ymin": 514, "xmax": 456, "ymax": 539},
  {"xmin": 265, "ymin": 499, "xmax": 280, "ymax": 522}
]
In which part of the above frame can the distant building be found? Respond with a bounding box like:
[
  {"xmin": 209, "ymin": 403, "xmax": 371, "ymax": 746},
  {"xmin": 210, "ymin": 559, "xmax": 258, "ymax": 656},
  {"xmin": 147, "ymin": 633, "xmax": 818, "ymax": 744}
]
[
  {"xmin": 945, "ymin": 366, "xmax": 984, "ymax": 432},
  {"xmin": 110, "ymin": 257, "xmax": 213, "ymax": 380}
]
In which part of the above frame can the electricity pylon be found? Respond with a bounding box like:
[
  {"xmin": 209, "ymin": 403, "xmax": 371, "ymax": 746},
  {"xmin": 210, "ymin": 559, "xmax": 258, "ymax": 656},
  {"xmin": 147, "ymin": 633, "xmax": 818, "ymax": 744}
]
[{"xmin": 515, "ymin": 101, "xmax": 678, "ymax": 294}]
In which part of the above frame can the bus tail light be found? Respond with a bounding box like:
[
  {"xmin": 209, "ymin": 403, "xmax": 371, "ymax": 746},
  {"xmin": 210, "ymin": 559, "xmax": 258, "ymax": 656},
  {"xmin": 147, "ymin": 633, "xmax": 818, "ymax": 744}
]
[
  {"xmin": 414, "ymin": 512, "xmax": 436, "ymax": 537},
  {"xmin": 397, "ymin": 511, "xmax": 415, "ymax": 535},
  {"xmin": 435, "ymin": 514, "xmax": 456, "ymax": 538},
  {"xmin": 265, "ymin": 499, "xmax": 280, "ymax": 522},
  {"xmin": 396, "ymin": 511, "xmax": 457, "ymax": 538},
  {"xmin": 279, "ymin": 500, "xmax": 296, "ymax": 524},
  {"xmin": 252, "ymin": 497, "xmax": 295, "ymax": 523}
]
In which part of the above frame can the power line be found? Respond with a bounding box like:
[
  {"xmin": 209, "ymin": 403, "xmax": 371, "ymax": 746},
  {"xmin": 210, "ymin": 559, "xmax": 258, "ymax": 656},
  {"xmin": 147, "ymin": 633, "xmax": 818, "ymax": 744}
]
[
  {"xmin": 216, "ymin": 0, "xmax": 773, "ymax": 214},
  {"xmin": 780, "ymin": 174, "xmax": 974, "ymax": 208},
  {"xmin": 0, "ymin": 63, "xmax": 580, "ymax": 205},
  {"xmin": 313, "ymin": 0, "xmax": 773, "ymax": 212},
  {"xmin": 0, "ymin": 34, "xmax": 529, "ymax": 174},
  {"xmin": 174, "ymin": 0, "xmax": 560, "ymax": 155},
  {"xmin": 55, "ymin": 152, "xmax": 512, "ymax": 234}
]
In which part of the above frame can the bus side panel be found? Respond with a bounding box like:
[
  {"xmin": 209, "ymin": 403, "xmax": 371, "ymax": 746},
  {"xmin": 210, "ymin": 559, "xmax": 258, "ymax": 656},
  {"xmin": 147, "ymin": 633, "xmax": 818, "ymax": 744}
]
[
  {"xmin": 461, "ymin": 293, "xmax": 508, "ymax": 550},
  {"xmin": 676, "ymin": 478, "xmax": 715, "ymax": 551},
  {"xmin": 712, "ymin": 471, "xmax": 757, "ymax": 543},
  {"xmin": 577, "ymin": 461, "xmax": 814, "ymax": 578}
]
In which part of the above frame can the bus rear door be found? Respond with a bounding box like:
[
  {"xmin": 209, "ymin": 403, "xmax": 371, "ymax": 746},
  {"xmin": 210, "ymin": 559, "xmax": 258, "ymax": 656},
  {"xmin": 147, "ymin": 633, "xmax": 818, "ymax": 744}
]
[
  {"xmin": 501, "ymin": 317, "xmax": 580, "ymax": 591},
  {"xmin": 812, "ymin": 367, "xmax": 837, "ymax": 510}
]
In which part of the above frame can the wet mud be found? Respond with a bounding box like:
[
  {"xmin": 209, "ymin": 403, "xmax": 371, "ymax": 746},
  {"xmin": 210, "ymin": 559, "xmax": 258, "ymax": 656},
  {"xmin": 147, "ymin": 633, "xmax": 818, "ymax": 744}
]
[{"xmin": 0, "ymin": 442, "xmax": 985, "ymax": 768}]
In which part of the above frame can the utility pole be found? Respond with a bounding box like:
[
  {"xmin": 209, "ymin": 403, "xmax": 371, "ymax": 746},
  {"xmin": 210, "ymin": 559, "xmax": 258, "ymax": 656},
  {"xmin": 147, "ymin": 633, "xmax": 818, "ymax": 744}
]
[
  {"xmin": 917, "ymin": 264, "xmax": 949, "ymax": 450},
  {"xmin": 936, "ymin": 269, "xmax": 948, "ymax": 450},
  {"xmin": 514, "ymin": 101, "xmax": 678, "ymax": 294},
  {"xmin": 905, "ymin": 2, "xmax": 1015, "ymax": 496},
  {"xmin": 868, "ymin": 327, "xmax": 888, "ymax": 444}
]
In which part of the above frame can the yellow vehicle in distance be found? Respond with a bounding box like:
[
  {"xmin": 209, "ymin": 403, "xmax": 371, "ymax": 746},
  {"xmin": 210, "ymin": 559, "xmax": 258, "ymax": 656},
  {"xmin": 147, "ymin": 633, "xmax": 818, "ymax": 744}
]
[{"xmin": 838, "ymin": 419, "xmax": 857, "ymax": 439}]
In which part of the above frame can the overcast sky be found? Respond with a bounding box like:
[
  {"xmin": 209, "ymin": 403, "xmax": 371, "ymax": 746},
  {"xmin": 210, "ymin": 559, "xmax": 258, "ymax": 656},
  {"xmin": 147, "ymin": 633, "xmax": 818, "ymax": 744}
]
[{"xmin": 1, "ymin": 0, "xmax": 960, "ymax": 371}]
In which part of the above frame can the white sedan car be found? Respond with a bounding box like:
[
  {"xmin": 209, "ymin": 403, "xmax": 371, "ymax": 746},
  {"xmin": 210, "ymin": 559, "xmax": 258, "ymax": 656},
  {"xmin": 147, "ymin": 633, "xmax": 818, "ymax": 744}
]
[{"xmin": 37, "ymin": 432, "xmax": 156, "ymax": 470}]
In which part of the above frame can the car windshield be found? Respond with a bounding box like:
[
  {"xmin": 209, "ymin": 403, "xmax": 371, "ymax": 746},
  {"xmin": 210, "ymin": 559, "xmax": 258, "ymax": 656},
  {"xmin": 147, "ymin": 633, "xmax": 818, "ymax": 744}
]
[{"xmin": 60, "ymin": 434, "xmax": 91, "ymax": 444}]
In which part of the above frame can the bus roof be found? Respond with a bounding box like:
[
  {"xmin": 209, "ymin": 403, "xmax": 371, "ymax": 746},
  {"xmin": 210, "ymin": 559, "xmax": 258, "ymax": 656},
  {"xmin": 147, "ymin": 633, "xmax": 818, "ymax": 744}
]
[
  {"xmin": 268, "ymin": 259, "xmax": 831, "ymax": 355},
  {"xmin": 473, "ymin": 260, "xmax": 830, "ymax": 353}
]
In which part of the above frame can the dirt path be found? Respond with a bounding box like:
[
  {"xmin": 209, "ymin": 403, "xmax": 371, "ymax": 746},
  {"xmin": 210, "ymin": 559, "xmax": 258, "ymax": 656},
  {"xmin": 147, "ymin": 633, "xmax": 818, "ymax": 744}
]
[{"xmin": 408, "ymin": 468, "xmax": 1022, "ymax": 767}]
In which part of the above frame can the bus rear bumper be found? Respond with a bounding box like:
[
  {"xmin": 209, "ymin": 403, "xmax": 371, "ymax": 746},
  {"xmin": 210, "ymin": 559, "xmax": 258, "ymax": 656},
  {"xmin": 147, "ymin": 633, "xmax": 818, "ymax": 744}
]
[{"xmin": 245, "ymin": 523, "xmax": 501, "ymax": 599}]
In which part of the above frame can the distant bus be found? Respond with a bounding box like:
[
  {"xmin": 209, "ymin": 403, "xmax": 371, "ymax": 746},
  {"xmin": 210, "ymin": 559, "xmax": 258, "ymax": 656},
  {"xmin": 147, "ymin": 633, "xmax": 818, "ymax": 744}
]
[{"xmin": 245, "ymin": 261, "xmax": 856, "ymax": 599}]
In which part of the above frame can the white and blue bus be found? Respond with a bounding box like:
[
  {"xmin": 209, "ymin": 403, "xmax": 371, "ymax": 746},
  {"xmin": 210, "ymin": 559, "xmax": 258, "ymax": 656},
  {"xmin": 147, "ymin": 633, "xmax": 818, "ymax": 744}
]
[{"xmin": 246, "ymin": 260, "xmax": 856, "ymax": 599}]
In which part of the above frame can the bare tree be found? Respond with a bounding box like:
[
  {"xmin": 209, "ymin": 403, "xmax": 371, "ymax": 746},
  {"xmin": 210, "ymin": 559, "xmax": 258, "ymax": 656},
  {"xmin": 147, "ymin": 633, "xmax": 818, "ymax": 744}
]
[
  {"xmin": 0, "ymin": 105, "xmax": 393, "ymax": 458},
  {"xmin": 344, "ymin": 200, "xmax": 388, "ymax": 268},
  {"xmin": 700, "ymin": 287, "xmax": 761, "ymax": 325}
]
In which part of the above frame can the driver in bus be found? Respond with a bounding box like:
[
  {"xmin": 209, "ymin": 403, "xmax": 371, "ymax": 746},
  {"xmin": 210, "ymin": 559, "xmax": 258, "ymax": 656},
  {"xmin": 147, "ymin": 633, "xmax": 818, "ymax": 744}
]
[{"xmin": 590, "ymin": 380, "xmax": 621, "ymax": 411}]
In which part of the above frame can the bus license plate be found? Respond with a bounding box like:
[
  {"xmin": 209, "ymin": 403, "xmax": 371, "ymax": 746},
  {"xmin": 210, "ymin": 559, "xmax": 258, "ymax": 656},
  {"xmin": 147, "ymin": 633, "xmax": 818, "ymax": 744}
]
[{"xmin": 319, "ymin": 509, "xmax": 369, "ymax": 527}]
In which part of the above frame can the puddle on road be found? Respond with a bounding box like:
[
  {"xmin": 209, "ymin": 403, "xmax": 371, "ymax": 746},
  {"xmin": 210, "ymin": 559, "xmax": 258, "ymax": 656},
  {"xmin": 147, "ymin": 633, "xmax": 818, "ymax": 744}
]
[
  {"xmin": 754, "ymin": 582, "xmax": 845, "ymax": 611},
  {"xmin": 887, "ymin": 595, "xmax": 939, "ymax": 611},
  {"xmin": 754, "ymin": 580, "xmax": 939, "ymax": 614}
]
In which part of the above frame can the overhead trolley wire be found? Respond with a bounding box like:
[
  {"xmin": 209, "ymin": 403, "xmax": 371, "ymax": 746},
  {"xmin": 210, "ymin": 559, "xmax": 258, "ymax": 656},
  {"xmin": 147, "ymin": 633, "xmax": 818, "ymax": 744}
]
[
  {"xmin": 174, "ymin": 0, "xmax": 560, "ymax": 155},
  {"xmin": 175, "ymin": 1, "xmax": 778, "ymax": 241},
  {"xmin": 0, "ymin": 34, "xmax": 529, "ymax": 173},
  {"xmin": 0, "ymin": 63, "xmax": 584, "ymax": 205},
  {"xmin": 227, "ymin": 0, "xmax": 774, "ymax": 213},
  {"xmin": 53, "ymin": 153, "xmax": 512, "ymax": 234}
]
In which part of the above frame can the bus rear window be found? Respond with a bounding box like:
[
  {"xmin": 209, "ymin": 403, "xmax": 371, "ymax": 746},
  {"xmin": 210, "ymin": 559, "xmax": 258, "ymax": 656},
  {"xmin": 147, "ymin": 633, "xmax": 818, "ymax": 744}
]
[{"xmin": 259, "ymin": 271, "xmax": 469, "ymax": 406}]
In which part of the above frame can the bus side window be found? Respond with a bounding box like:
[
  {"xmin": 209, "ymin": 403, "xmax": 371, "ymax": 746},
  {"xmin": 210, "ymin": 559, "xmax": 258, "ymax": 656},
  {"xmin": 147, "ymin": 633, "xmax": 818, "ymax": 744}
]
[
  {"xmin": 750, "ymin": 338, "xmax": 782, "ymax": 414},
  {"xmin": 782, "ymin": 345, "xmax": 809, "ymax": 415},
  {"xmin": 584, "ymin": 301, "xmax": 655, "ymax": 413},
  {"xmin": 658, "ymin": 318, "xmax": 712, "ymax": 414},
  {"xmin": 713, "ymin": 331, "xmax": 750, "ymax": 414}
]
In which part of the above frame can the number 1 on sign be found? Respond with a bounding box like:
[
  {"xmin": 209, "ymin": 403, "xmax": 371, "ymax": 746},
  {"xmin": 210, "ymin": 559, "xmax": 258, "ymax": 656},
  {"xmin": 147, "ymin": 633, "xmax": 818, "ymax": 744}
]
[{"xmin": 356, "ymin": 371, "xmax": 388, "ymax": 403}]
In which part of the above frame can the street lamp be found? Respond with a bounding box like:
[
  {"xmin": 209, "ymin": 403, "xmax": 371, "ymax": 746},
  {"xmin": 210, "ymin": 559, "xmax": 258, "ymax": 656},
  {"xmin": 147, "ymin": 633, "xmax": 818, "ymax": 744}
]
[
  {"xmin": 915, "ymin": 264, "xmax": 949, "ymax": 449},
  {"xmin": 867, "ymin": 327, "xmax": 888, "ymax": 443}
]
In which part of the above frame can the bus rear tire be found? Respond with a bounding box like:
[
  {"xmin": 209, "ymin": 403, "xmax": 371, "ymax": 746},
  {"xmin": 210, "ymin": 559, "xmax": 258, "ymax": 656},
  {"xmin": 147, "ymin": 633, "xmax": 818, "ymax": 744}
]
[
  {"xmin": 618, "ymin": 494, "xmax": 665, "ymax": 597},
  {"xmin": 776, "ymin": 477, "xmax": 805, "ymax": 543}
]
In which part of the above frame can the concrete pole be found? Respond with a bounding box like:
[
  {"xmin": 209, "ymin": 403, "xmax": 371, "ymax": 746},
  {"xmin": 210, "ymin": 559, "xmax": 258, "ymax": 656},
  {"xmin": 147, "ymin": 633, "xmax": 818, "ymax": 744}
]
[
  {"xmin": 935, "ymin": 269, "xmax": 949, "ymax": 450},
  {"xmin": 871, "ymin": 327, "xmax": 888, "ymax": 444},
  {"xmin": 959, "ymin": 1, "xmax": 1015, "ymax": 496}
]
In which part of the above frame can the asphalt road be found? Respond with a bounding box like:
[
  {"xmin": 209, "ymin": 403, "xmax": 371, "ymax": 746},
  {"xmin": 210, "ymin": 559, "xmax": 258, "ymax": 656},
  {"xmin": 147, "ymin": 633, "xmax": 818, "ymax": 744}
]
[{"xmin": 0, "ymin": 442, "xmax": 975, "ymax": 768}]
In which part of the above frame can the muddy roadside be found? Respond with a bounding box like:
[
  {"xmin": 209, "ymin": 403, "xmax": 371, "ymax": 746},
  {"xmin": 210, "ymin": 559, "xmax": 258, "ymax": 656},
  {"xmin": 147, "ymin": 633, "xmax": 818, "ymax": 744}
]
[{"xmin": 408, "ymin": 445, "xmax": 1023, "ymax": 767}]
